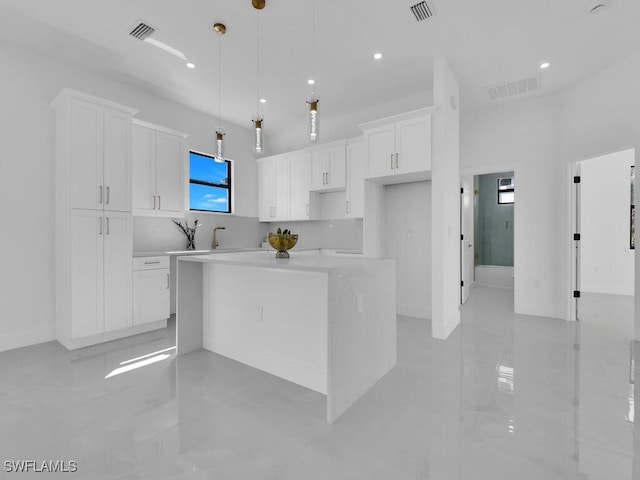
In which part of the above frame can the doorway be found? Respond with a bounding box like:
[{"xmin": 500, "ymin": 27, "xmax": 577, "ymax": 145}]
[
  {"xmin": 460, "ymin": 170, "xmax": 516, "ymax": 304},
  {"xmin": 572, "ymin": 148, "xmax": 635, "ymax": 335}
]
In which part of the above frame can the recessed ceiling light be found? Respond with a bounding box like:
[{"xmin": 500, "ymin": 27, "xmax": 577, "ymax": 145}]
[
  {"xmin": 540, "ymin": 62, "xmax": 550, "ymax": 69},
  {"xmin": 307, "ymin": 79, "xmax": 315, "ymax": 85},
  {"xmin": 186, "ymin": 62, "xmax": 195, "ymax": 69},
  {"xmin": 373, "ymin": 53, "xmax": 383, "ymax": 60},
  {"xmin": 259, "ymin": 98, "xmax": 267, "ymax": 103}
]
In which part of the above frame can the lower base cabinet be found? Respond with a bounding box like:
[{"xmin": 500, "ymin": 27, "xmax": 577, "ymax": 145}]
[{"xmin": 133, "ymin": 256, "xmax": 170, "ymax": 325}]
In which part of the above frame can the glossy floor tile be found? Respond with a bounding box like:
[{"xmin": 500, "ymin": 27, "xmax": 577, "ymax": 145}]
[{"xmin": 0, "ymin": 286, "xmax": 637, "ymax": 479}]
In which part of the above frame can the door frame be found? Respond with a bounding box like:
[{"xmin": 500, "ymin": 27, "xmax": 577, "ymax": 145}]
[{"xmin": 460, "ymin": 165, "xmax": 518, "ymax": 305}]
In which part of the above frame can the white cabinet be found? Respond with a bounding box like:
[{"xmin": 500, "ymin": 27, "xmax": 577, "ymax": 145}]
[
  {"xmin": 132, "ymin": 121, "xmax": 187, "ymax": 217},
  {"xmin": 53, "ymin": 89, "xmax": 143, "ymax": 350},
  {"xmin": 361, "ymin": 108, "xmax": 433, "ymax": 183},
  {"xmin": 310, "ymin": 140, "xmax": 346, "ymax": 192},
  {"xmin": 70, "ymin": 210, "xmax": 133, "ymax": 338},
  {"xmin": 68, "ymin": 97, "xmax": 132, "ymax": 212},
  {"xmin": 346, "ymin": 138, "xmax": 364, "ymax": 218},
  {"xmin": 258, "ymin": 154, "xmax": 290, "ymax": 222},
  {"xmin": 290, "ymin": 151, "xmax": 319, "ymax": 221},
  {"xmin": 133, "ymin": 257, "xmax": 170, "ymax": 326}
]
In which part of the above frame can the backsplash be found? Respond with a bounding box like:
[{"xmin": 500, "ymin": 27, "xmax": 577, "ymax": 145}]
[{"xmin": 133, "ymin": 214, "xmax": 363, "ymax": 253}]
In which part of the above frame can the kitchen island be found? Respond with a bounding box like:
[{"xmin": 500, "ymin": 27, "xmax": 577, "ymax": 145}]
[{"xmin": 176, "ymin": 250, "xmax": 396, "ymax": 423}]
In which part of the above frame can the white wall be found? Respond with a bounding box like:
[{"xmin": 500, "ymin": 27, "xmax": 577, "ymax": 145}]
[
  {"xmin": 580, "ymin": 149, "xmax": 635, "ymax": 296},
  {"xmin": 0, "ymin": 40, "xmax": 257, "ymax": 352},
  {"xmin": 385, "ymin": 181, "xmax": 431, "ymax": 318}
]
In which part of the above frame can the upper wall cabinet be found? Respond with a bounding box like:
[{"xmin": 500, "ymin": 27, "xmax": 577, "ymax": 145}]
[
  {"xmin": 132, "ymin": 120, "xmax": 188, "ymax": 217},
  {"xmin": 309, "ymin": 140, "xmax": 347, "ymax": 192},
  {"xmin": 345, "ymin": 137, "xmax": 364, "ymax": 219},
  {"xmin": 258, "ymin": 153, "xmax": 290, "ymax": 222},
  {"xmin": 361, "ymin": 107, "xmax": 435, "ymax": 184},
  {"xmin": 53, "ymin": 90, "xmax": 137, "ymax": 212}
]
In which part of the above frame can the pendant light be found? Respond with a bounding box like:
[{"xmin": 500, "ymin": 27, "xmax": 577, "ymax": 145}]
[
  {"xmin": 213, "ymin": 22, "xmax": 227, "ymax": 162},
  {"xmin": 307, "ymin": 0, "xmax": 319, "ymax": 143},
  {"xmin": 252, "ymin": 0, "xmax": 265, "ymax": 154}
]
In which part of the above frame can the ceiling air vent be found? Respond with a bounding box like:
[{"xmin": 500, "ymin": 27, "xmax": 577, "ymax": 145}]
[
  {"xmin": 129, "ymin": 21, "xmax": 156, "ymax": 41},
  {"xmin": 410, "ymin": 1, "xmax": 434, "ymax": 22},
  {"xmin": 485, "ymin": 76, "xmax": 540, "ymax": 102}
]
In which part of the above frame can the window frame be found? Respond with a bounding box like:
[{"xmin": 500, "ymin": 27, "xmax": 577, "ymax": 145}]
[
  {"xmin": 497, "ymin": 176, "xmax": 515, "ymax": 205},
  {"xmin": 188, "ymin": 150, "xmax": 233, "ymax": 215}
]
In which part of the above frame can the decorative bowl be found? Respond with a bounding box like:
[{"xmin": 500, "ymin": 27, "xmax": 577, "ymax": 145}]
[{"xmin": 268, "ymin": 233, "xmax": 299, "ymax": 258}]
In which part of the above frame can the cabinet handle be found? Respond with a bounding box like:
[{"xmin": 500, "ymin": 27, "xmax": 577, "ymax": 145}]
[
  {"xmin": 106, "ymin": 217, "xmax": 110, "ymax": 235},
  {"xmin": 158, "ymin": 196, "xmax": 161, "ymax": 210},
  {"xmin": 99, "ymin": 186, "xmax": 103, "ymax": 204},
  {"xmin": 395, "ymin": 153, "xmax": 399, "ymax": 170},
  {"xmin": 167, "ymin": 273, "xmax": 170, "ymax": 289},
  {"xmin": 99, "ymin": 216, "xmax": 103, "ymax": 235},
  {"xmin": 106, "ymin": 186, "xmax": 110, "ymax": 204},
  {"xmin": 390, "ymin": 154, "xmax": 394, "ymax": 170},
  {"xmin": 346, "ymin": 200, "xmax": 350, "ymax": 214},
  {"xmin": 326, "ymin": 172, "xmax": 329, "ymax": 185},
  {"xmin": 144, "ymin": 261, "xmax": 161, "ymax": 265},
  {"xmin": 153, "ymin": 195, "xmax": 156, "ymax": 209},
  {"xmin": 306, "ymin": 203, "xmax": 309, "ymax": 216}
]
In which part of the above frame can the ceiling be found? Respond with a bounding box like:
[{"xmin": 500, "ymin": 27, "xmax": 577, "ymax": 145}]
[{"xmin": 0, "ymin": 0, "xmax": 639, "ymax": 145}]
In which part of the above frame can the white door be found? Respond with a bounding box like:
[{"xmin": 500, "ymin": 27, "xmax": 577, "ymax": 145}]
[
  {"xmin": 396, "ymin": 115, "xmax": 431, "ymax": 175},
  {"xmin": 103, "ymin": 108, "xmax": 132, "ymax": 212},
  {"xmin": 460, "ymin": 176, "xmax": 474, "ymax": 304},
  {"xmin": 326, "ymin": 146, "xmax": 346, "ymax": 189},
  {"xmin": 103, "ymin": 212, "xmax": 133, "ymax": 332},
  {"xmin": 155, "ymin": 131, "xmax": 184, "ymax": 215},
  {"xmin": 310, "ymin": 149, "xmax": 328, "ymax": 190},
  {"xmin": 257, "ymin": 160, "xmax": 275, "ymax": 221},
  {"xmin": 70, "ymin": 210, "xmax": 103, "ymax": 338},
  {"xmin": 133, "ymin": 269, "xmax": 170, "ymax": 325},
  {"xmin": 364, "ymin": 123, "xmax": 395, "ymax": 179},
  {"xmin": 70, "ymin": 99, "xmax": 103, "ymax": 210},
  {"xmin": 273, "ymin": 156, "xmax": 290, "ymax": 221},
  {"xmin": 132, "ymin": 124, "xmax": 155, "ymax": 214}
]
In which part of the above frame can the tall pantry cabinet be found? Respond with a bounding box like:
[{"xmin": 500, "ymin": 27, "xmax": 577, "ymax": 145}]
[{"xmin": 53, "ymin": 89, "xmax": 139, "ymax": 350}]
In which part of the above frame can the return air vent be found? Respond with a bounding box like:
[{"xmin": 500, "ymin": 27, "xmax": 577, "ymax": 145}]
[
  {"xmin": 485, "ymin": 76, "xmax": 540, "ymax": 102},
  {"xmin": 129, "ymin": 21, "xmax": 156, "ymax": 41},
  {"xmin": 410, "ymin": 1, "xmax": 434, "ymax": 22}
]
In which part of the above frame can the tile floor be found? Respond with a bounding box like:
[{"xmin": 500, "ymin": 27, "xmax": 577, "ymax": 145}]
[{"xmin": 0, "ymin": 286, "xmax": 637, "ymax": 479}]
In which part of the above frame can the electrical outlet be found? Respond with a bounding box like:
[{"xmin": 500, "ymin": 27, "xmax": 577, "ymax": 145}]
[{"xmin": 357, "ymin": 294, "xmax": 363, "ymax": 313}]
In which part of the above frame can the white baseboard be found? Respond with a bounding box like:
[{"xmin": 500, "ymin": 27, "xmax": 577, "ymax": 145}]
[
  {"xmin": 58, "ymin": 319, "xmax": 167, "ymax": 350},
  {"xmin": 0, "ymin": 326, "xmax": 56, "ymax": 353},
  {"xmin": 476, "ymin": 265, "xmax": 514, "ymax": 289},
  {"xmin": 432, "ymin": 310, "xmax": 460, "ymax": 339},
  {"xmin": 209, "ymin": 339, "xmax": 327, "ymax": 395}
]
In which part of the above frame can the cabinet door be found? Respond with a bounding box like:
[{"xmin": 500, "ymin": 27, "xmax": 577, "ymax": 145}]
[
  {"xmin": 70, "ymin": 210, "xmax": 103, "ymax": 338},
  {"xmin": 273, "ymin": 156, "xmax": 290, "ymax": 221},
  {"xmin": 257, "ymin": 160, "xmax": 275, "ymax": 221},
  {"xmin": 103, "ymin": 212, "xmax": 133, "ymax": 333},
  {"xmin": 364, "ymin": 123, "xmax": 395, "ymax": 179},
  {"xmin": 132, "ymin": 125, "xmax": 155, "ymax": 214},
  {"xmin": 395, "ymin": 115, "xmax": 431, "ymax": 175},
  {"xmin": 310, "ymin": 150, "xmax": 328, "ymax": 190},
  {"xmin": 155, "ymin": 131, "xmax": 184, "ymax": 216},
  {"xmin": 103, "ymin": 108, "xmax": 132, "ymax": 212},
  {"xmin": 133, "ymin": 269, "xmax": 170, "ymax": 325},
  {"xmin": 290, "ymin": 152, "xmax": 312, "ymax": 220},
  {"xmin": 346, "ymin": 140, "xmax": 364, "ymax": 218},
  {"xmin": 70, "ymin": 99, "xmax": 103, "ymax": 210},
  {"xmin": 326, "ymin": 145, "xmax": 346, "ymax": 189}
]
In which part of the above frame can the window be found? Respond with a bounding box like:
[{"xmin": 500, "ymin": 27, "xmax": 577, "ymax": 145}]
[
  {"xmin": 497, "ymin": 176, "xmax": 514, "ymax": 204},
  {"xmin": 189, "ymin": 150, "xmax": 232, "ymax": 214}
]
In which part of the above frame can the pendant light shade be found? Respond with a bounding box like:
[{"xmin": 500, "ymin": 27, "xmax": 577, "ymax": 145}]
[
  {"xmin": 252, "ymin": 116, "xmax": 264, "ymax": 154},
  {"xmin": 215, "ymin": 128, "xmax": 225, "ymax": 162},
  {"xmin": 307, "ymin": 99, "xmax": 319, "ymax": 142}
]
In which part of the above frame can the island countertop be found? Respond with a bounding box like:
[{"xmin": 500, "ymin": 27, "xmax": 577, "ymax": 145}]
[{"xmin": 176, "ymin": 249, "xmax": 382, "ymax": 273}]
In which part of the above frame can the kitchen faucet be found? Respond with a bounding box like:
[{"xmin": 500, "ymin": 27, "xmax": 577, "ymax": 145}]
[{"xmin": 212, "ymin": 226, "xmax": 226, "ymax": 249}]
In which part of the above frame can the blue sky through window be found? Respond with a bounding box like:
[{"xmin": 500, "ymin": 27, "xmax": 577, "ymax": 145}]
[{"xmin": 189, "ymin": 151, "xmax": 230, "ymax": 213}]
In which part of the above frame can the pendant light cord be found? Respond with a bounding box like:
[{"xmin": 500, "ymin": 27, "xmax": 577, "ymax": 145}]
[
  {"xmin": 256, "ymin": 9, "xmax": 261, "ymax": 116},
  {"xmin": 217, "ymin": 32, "xmax": 221, "ymax": 129}
]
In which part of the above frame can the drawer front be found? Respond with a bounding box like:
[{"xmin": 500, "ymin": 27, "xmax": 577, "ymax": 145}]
[{"xmin": 133, "ymin": 256, "xmax": 169, "ymax": 270}]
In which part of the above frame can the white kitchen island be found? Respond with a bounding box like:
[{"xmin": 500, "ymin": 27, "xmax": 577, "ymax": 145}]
[{"xmin": 176, "ymin": 250, "xmax": 396, "ymax": 423}]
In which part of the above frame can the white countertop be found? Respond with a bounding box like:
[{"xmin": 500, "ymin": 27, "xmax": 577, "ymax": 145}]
[
  {"xmin": 133, "ymin": 247, "xmax": 263, "ymax": 258},
  {"xmin": 176, "ymin": 249, "xmax": 385, "ymax": 273}
]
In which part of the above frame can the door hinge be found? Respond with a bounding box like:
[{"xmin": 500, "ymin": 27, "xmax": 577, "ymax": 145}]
[
  {"xmin": 460, "ymin": 234, "xmax": 464, "ymax": 241},
  {"xmin": 573, "ymin": 233, "xmax": 581, "ymax": 241},
  {"xmin": 573, "ymin": 290, "xmax": 581, "ymax": 298},
  {"xmin": 573, "ymin": 176, "xmax": 581, "ymax": 184},
  {"xmin": 460, "ymin": 187, "xmax": 464, "ymax": 194},
  {"xmin": 461, "ymin": 281, "xmax": 464, "ymax": 287}
]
